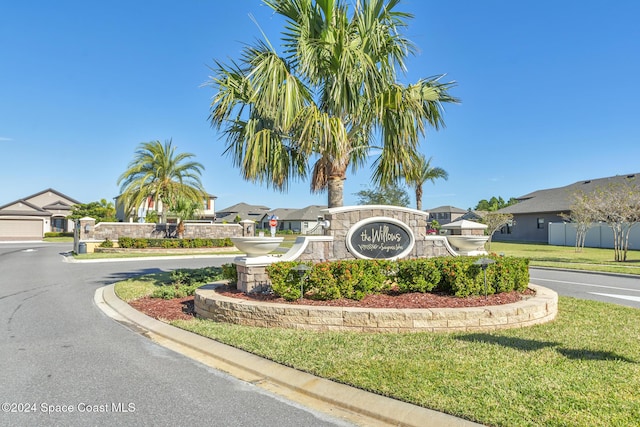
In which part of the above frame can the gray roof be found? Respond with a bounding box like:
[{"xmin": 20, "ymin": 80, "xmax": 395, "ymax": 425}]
[
  {"xmin": 263, "ymin": 208, "xmax": 297, "ymax": 221},
  {"xmin": 215, "ymin": 202, "xmax": 270, "ymax": 222},
  {"xmin": 287, "ymin": 205, "xmax": 328, "ymax": 221},
  {"xmin": 499, "ymin": 173, "xmax": 640, "ymax": 214},
  {"xmin": 262, "ymin": 205, "xmax": 328, "ymax": 222},
  {"xmin": 427, "ymin": 205, "xmax": 468, "ymax": 214}
]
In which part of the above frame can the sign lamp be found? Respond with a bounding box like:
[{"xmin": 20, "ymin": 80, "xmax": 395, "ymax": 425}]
[{"xmin": 473, "ymin": 257, "xmax": 496, "ymax": 299}]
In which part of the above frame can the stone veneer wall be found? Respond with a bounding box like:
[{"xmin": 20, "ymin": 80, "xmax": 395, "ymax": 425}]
[
  {"xmin": 292, "ymin": 239, "xmax": 333, "ymax": 262},
  {"xmin": 80, "ymin": 219, "xmax": 242, "ymax": 241},
  {"xmin": 195, "ymin": 284, "xmax": 558, "ymax": 333},
  {"xmin": 322, "ymin": 205, "xmax": 449, "ymax": 261}
]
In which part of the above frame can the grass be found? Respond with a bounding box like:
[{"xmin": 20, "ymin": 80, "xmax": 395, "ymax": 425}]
[
  {"xmin": 44, "ymin": 236, "xmax": 74, "ymax": 243},
  {"xmin": 113, "ymin": 252, "xmax": 640, "ymax": 426},
  {"xmin": 114, "ymin": 272, "xmax": 172, "ymax": 301},
  {"xmin": 168, "ymin": 298, "xmax": 640, "ymax": 426},
  {"xmin": 489, "ymin": 242, "xmax": 640, "ymax": 275}
]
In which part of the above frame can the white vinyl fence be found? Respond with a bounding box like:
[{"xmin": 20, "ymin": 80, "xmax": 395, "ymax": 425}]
[{"xmin": 548, "ymin": 222, "xmax": 640, "ymax": 250}]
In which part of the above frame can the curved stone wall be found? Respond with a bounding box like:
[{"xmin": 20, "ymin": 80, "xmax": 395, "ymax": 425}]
[{"xmin": 195, "ymin": 284, "xmax": 558, "ymax": 333}]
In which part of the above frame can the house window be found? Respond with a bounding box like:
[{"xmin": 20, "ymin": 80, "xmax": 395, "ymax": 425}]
[
  {"xmin": 52, "ymin": 218, "xmax": 66, "ymax": 232},
  {"xmin": 203, "ymin": 199, "xmax": 209, "ymax": 210},
  {"xmin": 500, "ymin": 220, "xmax": 513, "ymax": 234},
  {"xmin": 537, "ymin": 218, "xmax": 545, "ymax": 229}
]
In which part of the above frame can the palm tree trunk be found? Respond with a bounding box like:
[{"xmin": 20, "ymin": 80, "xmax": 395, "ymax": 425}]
[
  {"xmin": 327, "ymin": 176, "xmax": 344, "ymax": 208},
  {"xmin": 416, "ymin": 185, "xmax": 423, "ymax": 211}
]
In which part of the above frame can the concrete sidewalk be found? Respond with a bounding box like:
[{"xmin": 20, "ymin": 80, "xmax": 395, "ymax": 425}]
[{"xmin": 95, "ymin": 284, "xmax": 484, "ymax": 427}]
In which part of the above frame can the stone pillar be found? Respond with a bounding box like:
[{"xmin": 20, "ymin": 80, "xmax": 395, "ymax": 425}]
[
  {"xmin": 234, "ymin": 257, "xmax": 273, "ymax": 293},
  {"xmin": 240, "ymin": 219, "xmax": 255, "ymax": 237},
  {"xmin": 79, "ymin": 217, "xmax": 96, "ymax": 240}
]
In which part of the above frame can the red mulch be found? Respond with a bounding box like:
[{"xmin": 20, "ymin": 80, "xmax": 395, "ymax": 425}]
[{"xmin": 129, "ymin": 286, "xmax": 535, "ymax": 322}]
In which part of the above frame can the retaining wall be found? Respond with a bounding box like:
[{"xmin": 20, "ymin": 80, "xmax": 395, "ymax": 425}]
[{"xmin": 195, "ymin": 284, "xmax": 558, "ymax": 333}]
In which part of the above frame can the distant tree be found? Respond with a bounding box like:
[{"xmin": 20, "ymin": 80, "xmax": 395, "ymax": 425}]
[
  {"xmin": 354, "ymin": 183, "xmax": 410, "ymax": 207},
  {"xmin": 481, "ymin": 212, "xmax": 514, "ymax": 251},
  {"xmin": 569, "ymin": 178, "xmax": 640, "ymax": 261},
  {"xmin": 475, "ymin": 196, "xmax": 517, "ymax": 212},
  {"xmin": 403, "ymin": 155, "xmax": 448, "ymax": 210},
  {"xmin": 67, "ymin": 199, "xmax": 116, "ymax": 224},
  {"xmin": 117, "ymin": 139, "xmax": 206, "ymax": 223},
  {"xmin": 170, "ymin": 196, "xmax": 203, "ymax": 238},
  {"xmin": 560, "ymin": 192, "xmax": 595, "ymax": 252},
  {"xmin": 144, "ymin": 211, "xmax": 159, "ymax": 224}
]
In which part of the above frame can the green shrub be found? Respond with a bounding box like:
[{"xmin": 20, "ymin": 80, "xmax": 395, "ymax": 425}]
[
  {"xmin": 132, "ymin": 238, "xmax": 148, "ymax": 249},
  {"xmin": 114, "ymin": 237, "xmax": 233, "ymax": 249},
  {"xmin": 305, "ymin": 261, "xmax": 340, "ymax": 300},
  {"xmin": 118, "ymin": 237, "xmax": 134, "ymax": 248},
  {"xmin": 266, "ymin": 261, "xmax": 308, "ymax": 301},
  {"xmin": 328, "ymin": 259, "xmax": 392, "ymax": 300},
  {"xmin": 266, "ymin": 255, "xmax": 530, "ymax": 301},
  {"xmin": 45, "ymin": 232, "xmax": 74, "ymax": 238},
  {"xmin": 99, "ymin": 238, "xmax": 114, "ymax": 248},
  {"xmin": 396, "ymin": 258, "xmax": 442, "ymax": 293},
  {"xmin": 221, "ymin": 263, "xmax": 238, "ymax": 286},
  {"xmin": 151, "ymin": 267, "xmax": 225, "ymax": 299}
]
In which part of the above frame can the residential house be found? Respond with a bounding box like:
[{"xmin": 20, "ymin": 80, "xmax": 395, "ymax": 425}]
[
  {"xmin": 260, "ymin": 205, "xmax": 328, "ymax": 234},
  {"xmin": 115, "ymin": 193, "xmax": 217, "ymax": 222},
  {"xmin": 427, "ymin": 205, "xmax": 469, "ymax": 225},
  {"xmin": 0, "ymin": 188, "xmax": 80, "ymax": 240},
  {"xmin": 494, "ymin": 173, "xmax": 640, "ymax": 243},
  {"xmin": 215, "ymin": 202, "xmax": 270, "ymax": 224}
]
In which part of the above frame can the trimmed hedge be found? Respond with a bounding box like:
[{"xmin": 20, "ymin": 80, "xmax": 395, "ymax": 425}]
[
  {"xmin": 117, "ymin": 237, "xmax": 233, "ymax": 249},
  {"xmin": 44, "ymin": 232, "xmax": 74, "ymax": 238},
  {"xmin": 266, "ymin": 256, "xmax": 529, "ymax": 301}
]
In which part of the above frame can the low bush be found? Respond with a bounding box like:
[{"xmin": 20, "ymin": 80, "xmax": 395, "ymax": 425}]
[
  {"xmin": 116, "ymin": 237, "xmax": 233, "ymax": 249},
  {"xmin": 117, "ymin": 236, "xmax": 134, "ymax": 248},
  {"xmin": 151, "ymin": 267, "xmax": 223, "ymax": 299},
  {"xmin": 221, "ymin": 263, "xmax": 238, "ymax": 286},
  {"xmin": 44, "ymin": 232, "xmax": 74, "ymax": 238},
  {"xmin": 99, "ymin": 238, "xmax": 114, "ymax": 248},
  {"xmin": 267, "ymin": 255, "xmax": 529, "ymax": 301}
]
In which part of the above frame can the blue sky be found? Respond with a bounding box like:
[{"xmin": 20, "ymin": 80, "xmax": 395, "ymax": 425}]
[{"xmin": 2, "ymin": 1, "xmax": 639, "ymax": 212}]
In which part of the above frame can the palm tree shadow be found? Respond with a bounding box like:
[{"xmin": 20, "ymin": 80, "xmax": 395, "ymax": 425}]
[
  {"xmin": 457, "ymin": 333, "xmax": 636, "ymax": 363},
  {"xmin": 457, "ymin": 333, "xmax": 559, "ymax": 352},
  {"xmin": 556, "ymin": 348, "xmax": 636, "ymax": 363},
  {"xmin": 99, "ymin": 268, "xmax": 169, "ymax": 285}
]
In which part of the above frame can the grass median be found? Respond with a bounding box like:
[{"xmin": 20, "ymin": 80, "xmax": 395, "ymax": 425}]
[
  {"xmin": 490, "ymin": 242, "xmax": 640, "ymax": 275},
  {"xmin": 114, "ymin": 263, "xmax": 640, "ymax": 427}
]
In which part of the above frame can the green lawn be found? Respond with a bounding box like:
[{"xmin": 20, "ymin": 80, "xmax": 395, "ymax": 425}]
[
  {"xmin": 489, "ymin": 241, "xmax": 640, "ymax": 275},
  {"xmin": 113, "ymin": 252, "xmax": 640, "ymax": 426},
  {"xmin": 171, "ymin": 298, "xmax": 640, "ymax": 426},
  {"xmin": 43, "ymin": 236, "xmax": 74, "ymax": 243}
]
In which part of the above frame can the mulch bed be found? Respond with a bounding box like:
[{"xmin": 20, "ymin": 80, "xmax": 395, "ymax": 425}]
[{"xmin": 129, "ymin": 286, "xmax": 535, "ymax": 322}]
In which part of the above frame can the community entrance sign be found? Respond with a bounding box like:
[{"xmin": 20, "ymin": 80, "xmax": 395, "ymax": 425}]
[{"xmin": 346, "ymin": 217, "xmax": 414, "ymax": 260}]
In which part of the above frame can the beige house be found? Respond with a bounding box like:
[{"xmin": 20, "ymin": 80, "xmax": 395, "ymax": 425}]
[
  {"xmin": 0, "ymin": 188, "xmax": 80, "ymax": 240},
  {"xmin": 115, "ymin": 193, "xmax": 218, "ymax": 223}
]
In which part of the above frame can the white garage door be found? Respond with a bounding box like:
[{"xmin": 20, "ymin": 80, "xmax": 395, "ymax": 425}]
[{"xmin": 0, "ymin": 219, "xmax": 43, "ymax": 240}]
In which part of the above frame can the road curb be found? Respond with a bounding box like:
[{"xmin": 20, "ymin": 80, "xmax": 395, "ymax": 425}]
[{"xmin": 97, "ymin": 284, "xmax": 483, "ymax": 427}]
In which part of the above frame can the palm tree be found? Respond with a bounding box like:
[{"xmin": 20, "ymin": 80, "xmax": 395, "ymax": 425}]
[
  {"xmin": 170, "ymin": 196, "xmax": 203, "ymax": 238},
  {"xmin": 117, "ymin": 139, "xmax": 206, "ymax": 223},
  {"xmin": 404, "ymin": 155, "xmax": 448, "ymax": 211},
  {"xmin": 208, "ymin": 0, "xmax": 458, "ymax": 208}
]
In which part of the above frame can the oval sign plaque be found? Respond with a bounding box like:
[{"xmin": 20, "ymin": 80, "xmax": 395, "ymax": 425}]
[{"xmin": 346, "ymin": 217, "xmax": 415, "ymax": 260}]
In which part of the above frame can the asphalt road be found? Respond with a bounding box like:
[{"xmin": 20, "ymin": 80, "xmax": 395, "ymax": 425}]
[
  {"xmin": 0, "ymin": 242, "xmax": 355, "ymax": 427},
  {"xmin": 530, "ymin": 267, "xmax": 640, "ymax": 309}
]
